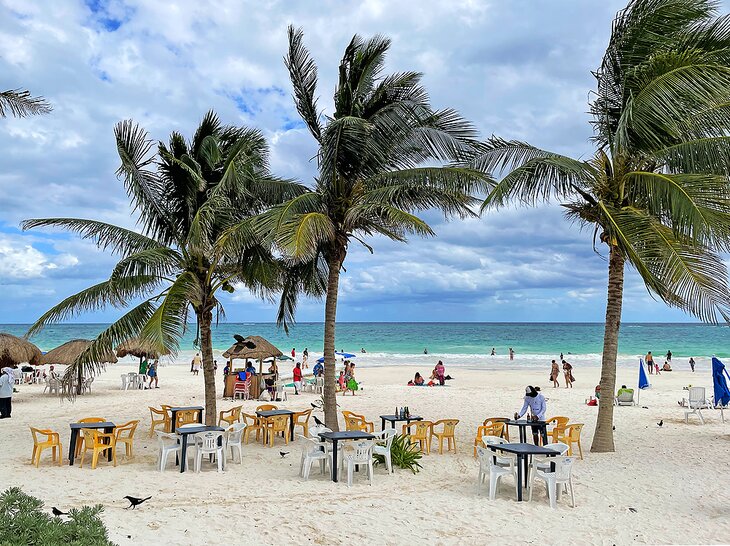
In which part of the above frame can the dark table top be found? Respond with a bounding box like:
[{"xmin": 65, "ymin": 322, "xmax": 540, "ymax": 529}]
[
  {"xmin": 256, "ymin": 409, "xmax": 295, "ymax": 417},
  {"xmin": 505, "ymin": 419, "xmax": 548, "ymax": 427},
  {"xmin": 487, "ymin": 442, "xmax": 558, "ymax": 456},
  {"xmin": 318, "ymin": 431, "xmax": 375, "ymax": 441},
  {"xmin": 380, "ymin": 414, "xmax": 423, "ymax": 421},
  {"xmin": 176, "ymin": 425, "xmax": 224, "ymax": 435},
  {"xmin": 169, "ymin": 406, "xmax": 204, "ymax": 412},
  {"xmin": 70, "ymin": 422, "xmax": 115, "ymax": 429}
]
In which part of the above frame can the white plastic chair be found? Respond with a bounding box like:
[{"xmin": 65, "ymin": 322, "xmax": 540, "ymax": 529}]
[
  {"xmin": 481, "ymin": 436, "xmax": 517, "ymax": 471},
  {"xmin": 298, "ymin": 434, "xmax": 330, "ymax": 480},
  {"xmin": 528, "ymin": 442, "xmax": 569, "ymax": 491},
  {"xmin": 194, "ymin": 431, "xmax": 225, "ymax": 473},
  {"xmin": 372, "ymin": 428, "xmax": 397, "ymax": 474},
  {"xmin": 529, "ymin": 455, "xmax": 576, "ymax": 508},
  {"xmin": 274, "ymin": 380, "xmax": 288, "ymax": 402},
  {"xmin": 225, "ymin": 423, "xmax": 246, "ymax": 465},
  {"xmin": 340, "ymin": 440, "xmax": 374, "ymax": 487},
  {"xmin": 476, "ymin": 444, "xmax": 519, "ymax": 500},
  {"xmin": 120, "ymin": 374, "xmax": 130, "ymax": 390},
  {"xmin": 685, "ymin": 387, "xmax": 711, "ymax": 424},
  {"xmin": 156, "ymin": 431, "xmax": 192, "ymax": 472}
]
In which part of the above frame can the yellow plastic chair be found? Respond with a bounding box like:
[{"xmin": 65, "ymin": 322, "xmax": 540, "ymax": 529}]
[
  {"xmin": 175, "ymin": 409, "xmax": 201, "ymax": 429},
  {"xmin": 431, "ymin": 419, "xmax": 459, "ymax": 454},
  {"xmin": 546, "ymin": 416, "xmax": 570, "ymax": 443},
  {"xmin": 293, "ymin": 409, "xmax": 312, "ymax": 437},
  {"xmin": 114, "ymin": 420, "xmax": 139, "ymax": 459},
  {"xmin": 30, "ymin": 427, "xmax": 62, "ymax": 467},
  {"xmin": 402, "ymin": 420, "xmax": 433, "ymax": 454},
  {"xmin": 342, "ymin": 411, "xmax": 374, "ymax": 432},
  {"xmin": 242, "ymin": 413, "xmax": 264, "ymax": 444},
  {"xmin": 473, "ymin": 419, "xmax": 506, "ymax": 457},
  {"xmin": 75, "ymin": 417, "xmax": 106, "ymax": 457},
  {"xmin": 78, "ymin": 428, "xmax": 117, "ymax": 469},
  {"xmin": 344, "ymin": 416, "xmax": 370, "ymax": 433},
  {"xmin": 263, "ymin": 414, "xmax": 290, "ymax": 447},
  {"xmin": 256, "ymin": 404, "xmax": 278, "ymax": 412},
  {"xmin": 218, "ymin": 406, "xmax": 243, "ymax": 427},
  {"xmin": 556, "ymin": 423, "xmax": 584, "ymax": 459},
  {"xmin": 149, "ymin": 407, "xmax": 170, "ymax": 437}
]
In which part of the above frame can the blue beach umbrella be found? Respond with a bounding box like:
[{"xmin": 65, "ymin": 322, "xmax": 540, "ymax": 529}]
[
  {"xmin": 637, "ymin": 358, "xmax": 651, "ymax": 404},
  {"xmin": 316, "ymin": 352, "xmax": 356, "ymax": 363},
  {"xmin": 711, "ymin": 356, "xmax": 730, "ymax": 407}
]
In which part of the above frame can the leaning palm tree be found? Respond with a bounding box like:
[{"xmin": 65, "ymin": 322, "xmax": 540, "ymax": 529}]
[
  {"xmin": 474, "ymin": 0, "xmax": 730, "ymax": 452},
  {"xmin": 24, "ymin": 111, "xmax": 302, "ymax": 424},
  {"xmin": 231, "ymin": 27, "xmax": 490, "ymax": 430},
  {"xmin": 0, "ymin": 88, "xmax": 52, "ymax": 118}
]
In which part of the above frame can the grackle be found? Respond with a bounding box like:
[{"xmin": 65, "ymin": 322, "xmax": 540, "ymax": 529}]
[
  {"xmin": 313, "ymin": 416, "xmax": 324, "ymax": 426},
  {"xmin": 124, "ymin": 496, "xmax": 152, "ymax": 509},
  {"xmin": 657, "ymin": 420, "xmax": 663, "ymax": 427},
  {"xmin": 279, "ymin": 451, "xmax": 289, "ymax": 458},
  {"xmin": 52, "ymin": 507, "xmax": 67, "ymax": 517}
]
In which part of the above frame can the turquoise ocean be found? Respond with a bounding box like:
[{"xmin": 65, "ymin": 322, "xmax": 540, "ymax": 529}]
[{"xmin": 2, "ymin": 322, "xmax": 728, "ymax": 371}]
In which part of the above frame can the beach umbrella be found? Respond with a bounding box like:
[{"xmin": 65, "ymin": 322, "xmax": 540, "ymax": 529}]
[
  {"xmin": 711, "ymin": 356, "xmax": 730, "ymax": 408},
  {"xmin": 42, "ymin": 339, "xmax": 118, "ymax": 395},
  {"xmin": 115, "ymin": 337, "xmax": 170, "ymax": 365},
  {"xmin": 637, "ymin": 358, "xmax": 651, "ymax": 404},
  {"xmin": 316, "ymin": 351, "xmax": 356, "ymax": 363},
  {"xmin": 0, "ymin": 332, "xmax": 42, "ymax": 368}
]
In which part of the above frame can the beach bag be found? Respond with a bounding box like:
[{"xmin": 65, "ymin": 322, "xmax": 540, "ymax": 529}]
[{"xmin": 258, "ymin": 390, "xmax": 271, "ymax": 402}]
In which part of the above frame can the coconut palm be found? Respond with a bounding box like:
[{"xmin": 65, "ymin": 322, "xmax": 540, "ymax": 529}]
[
  {"xmin": 232, "ymin": 27, "xmax": 490, "ymax": 430},
  {"xmin": 0, "ymin": 88, "xmax": 51, "ymax": 118},
  {"xmin": 474, "ymin": 0, "xmax": 730, "ymax": 452},
  {"xmin": 23, "ymin": 111, "xmax": 302, "ymax": 423}
]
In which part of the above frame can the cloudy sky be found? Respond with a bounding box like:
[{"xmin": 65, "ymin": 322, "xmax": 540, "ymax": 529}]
[{"xmin": 0, "ymin": 0, "xmax": 718, "ymax": 324}]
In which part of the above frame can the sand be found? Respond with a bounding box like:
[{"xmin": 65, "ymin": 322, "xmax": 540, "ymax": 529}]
[{"xmin": 2, "ymin": 359, "xmax": 729, "ymax": 545}]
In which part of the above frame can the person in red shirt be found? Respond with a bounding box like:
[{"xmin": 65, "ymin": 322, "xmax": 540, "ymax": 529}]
[
  {"xmin": 293, "ymin": 362, "xmax": 303, "ymax": 395},
  {"xmin": 291, "ymin": 348, "xmax": 296, "ymax": 359}
]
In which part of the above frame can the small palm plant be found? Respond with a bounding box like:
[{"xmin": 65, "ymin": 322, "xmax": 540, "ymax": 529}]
[{"xmin": 373, "ymin": 434, "xmax": 423, "ymax": 474}]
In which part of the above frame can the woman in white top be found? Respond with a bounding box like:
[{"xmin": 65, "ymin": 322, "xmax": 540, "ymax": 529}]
[
  {"xmin": 515, "ymin": 385, "xmax": 547, "ymax": 443},
  {"xmin": 0, "ymin": 367, "xmax": 15, "ymax": 419}
]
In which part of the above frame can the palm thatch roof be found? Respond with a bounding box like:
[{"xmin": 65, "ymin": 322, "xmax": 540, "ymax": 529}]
[
  {"xmin": 115, "ymin": 337, "xmax": 170, "ymax": 359},
  {"xmin": 41, "ymin": 339, "xmax": 118, "ymax": 366},
  {"xmin": 0, "ymin": 332, "xmax": 42, "ymax": 367},
  {"xmin": 222, "ymin": 335, "xmax": 283, "ymax": 361}
]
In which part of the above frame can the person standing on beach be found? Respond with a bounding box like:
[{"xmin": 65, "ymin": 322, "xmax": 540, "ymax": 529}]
[
  {"xmin": 139, "ymin": 358, "xmax": 149, "ymax": 387},
  {"xmin": 293, "ymin": 362, "xmax": 302, "ymax": 395},
  {"xmin": 509, "ymin": 348, "xmax": 514, "ymax": 361},
  {"xmin": 192, "ymin": 353, "xmax": 202, "ymax": 376},
  {"xmin": 550, "ymin": 360, "xmax": 560, "ymax": 388},
  {"xmin": 689, "ymin": 357, "xmax": 695, "ymax": 372},
  {"xmin": 491, "ymin": 347, "xmax": 496, "ymax": 356},
  {"xmin": 148, "ymin": 359, "xmax": 159, "ymax": 388},
  {"xmin": 666, "ymin": 350, "xmax": 672, "ymax": 362},
  {"xmin": 0, "ymin": 367, "xmax": 14, "ymax": 418},
  {"xmin": 515, "ymin": 386, "xmax": 546, "ymax": 443},
  {"xmin": 291, "ymin": 348, "xmax": 296, "ymax": 359},
  {"xmin": 302, "ymin": 348, "xmax": 309, "ymax": 369},
  {"xmin": 645, "ymin": 351, "xmax": 654, "ymax": 374},
  {"xmin": 560, "ymin": 352, "xmax": 564, "ymax": 361},
  {"xmin": 562, "ymin": 360, "xmax": 574, "ymax": 388}
]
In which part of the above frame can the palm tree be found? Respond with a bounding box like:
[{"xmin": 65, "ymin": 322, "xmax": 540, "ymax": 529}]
[
  {"xmin": 473, "ymin": 0, "xmax": 730, "ymax": 452},
  {"xmin": 23, "ymin": 111, "xmax": 302, "ymax": 423},
  {"xmin": 0, "ymin": 89, "xmax": 52, "ymax": 118},
  {"xmin": 239, "ymin": 27, "xmax": 490, "ymax": 430}
]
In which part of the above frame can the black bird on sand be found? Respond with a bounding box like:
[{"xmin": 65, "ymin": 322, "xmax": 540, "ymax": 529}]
[
  {"xmin": 280, "ymin": 451, "xmax": 289, "ymax": 458},
  {"xmin": 124, "ymin": 496, "xmax": 152, "ymax": 509},
  {"xmin": 313, "ymin": 416, "xmax": 324, "ymax": 427},
  {"xmin": 657, "ymin": 420, "xmax": 663, "ymax": 427},
  {"xmin": 52, "ymin": 507, "xmax": 67, "ymax": 516}
]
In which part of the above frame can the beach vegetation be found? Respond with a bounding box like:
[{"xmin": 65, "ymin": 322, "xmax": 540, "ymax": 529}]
[
  {"xmin": 0, "ymin": 88, "xmax": 52, "ymax": 118},
  {"xmin": 373, "ymin": 434, "xmax": 423, "ymax": 474},
  {"xmin": 474, "ymin": 0, "xmax": 730, "ymax": 452}
]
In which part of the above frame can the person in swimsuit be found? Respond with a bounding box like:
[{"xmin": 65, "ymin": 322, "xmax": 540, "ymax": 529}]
[{"xmin": 550, "ymin": 360, "xmax": 560, "ymax": 388}]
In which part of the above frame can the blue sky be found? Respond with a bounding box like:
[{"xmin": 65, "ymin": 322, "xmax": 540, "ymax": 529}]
[{"xmin": 0, "ymin": 0, "xmax": 723, "ymax": 324}]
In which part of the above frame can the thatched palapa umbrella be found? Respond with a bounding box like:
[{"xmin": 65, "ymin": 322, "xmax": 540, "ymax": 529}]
[
  {"xmin": 42, "ymin": 339, "xmax": 117, "ymax": 394},
  {"xmin": 115, "ymin": 337, "xmax": 170, "ymax": 365},
  {"xmin": 0, "ymin": 332, "xmax": 42, "ymax": 368},
  {"xmin": 222, "ymin": 335, "xmax": 283, "ymax": 374}
]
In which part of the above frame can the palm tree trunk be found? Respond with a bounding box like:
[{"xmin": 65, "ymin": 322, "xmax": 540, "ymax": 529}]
[
  {"xmin": 323, "ymin": 254, "xmax": 342, "ymax": 431},
  {"xmin": 590, "ymin": 245, "xmax": 625, "ymax": 453},
  {"xmin": 199, "ymin": 309, "xmax": 217, "ymax": 426}
]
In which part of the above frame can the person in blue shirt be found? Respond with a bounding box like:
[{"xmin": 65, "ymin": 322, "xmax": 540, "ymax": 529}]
[
  {"xmin": 312, "ymin": 362, "xmax": 324, "ymax": 377},
  {"xmin": 244, "ymin": 361, "xmax": 257, "ymax": 375}
]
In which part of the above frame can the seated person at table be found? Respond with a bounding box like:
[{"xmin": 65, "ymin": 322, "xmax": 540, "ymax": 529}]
[
  {"xmin": 514, "ymin": 385, "xmax": 547, "ymax": 443},
  {"xmin": 662, "ymin": 361, "xmax": 672, "ymax": 371},
  {"xmin": 312, "ymin": 362, "xmax": 324, "ymax": 377},
  {"xmin": 408, "ymin": 372, "xmax": 425, "ymax": 386}
]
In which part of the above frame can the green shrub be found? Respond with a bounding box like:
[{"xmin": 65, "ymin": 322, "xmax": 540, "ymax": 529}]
[
  {"xmin": 0, "ymin": 487, "xmax": 114, "ymax": 546},
  {"xmin": 373, "ymin": 433, "xmax": 423, "ymax": 474}
]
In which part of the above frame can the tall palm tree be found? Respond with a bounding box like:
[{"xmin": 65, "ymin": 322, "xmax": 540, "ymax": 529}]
[
  {"xmin": 234, "ymin": 27, "xmax": 490, "ymax": 430},
  {"xmin": 0, "ymin": 88, "xmax": 52, "ymax": 118},
  {"xmin": 474, "ymin": 0, "xmax": 730, "ymax": 452},
  {"xmin": 23, "ymin": 111, "xmax": 302, "ymax": 422}
]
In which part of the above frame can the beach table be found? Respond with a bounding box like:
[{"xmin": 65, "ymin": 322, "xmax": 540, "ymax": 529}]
[
  {"xmin": 68, "ymin": 421, "xmax": 115, "ymax": 466},
  {"xmin": 380, "ymin": 414, "xmax": 423, "ymax": 431},
  {"xmin": 175, "ymin": 425, "xmax": 225, "ymax": 473},
  {"xmin": 505, "ymin": 419, "xmax": 549, "ymax": 445},
  {"xmin": 256, "ymin": 409, "xmax": 296, "ymax": 442},
  {"xmin": 487, "ymin": 442, "xmax": 558, "ymax": 501},
  {"xmin": 318, "ymin": 430, "xmax": 375, "ymax": 483},
  {"xmin": 169, "ymin": 406, "xmax": 204, "ymax": 432}
]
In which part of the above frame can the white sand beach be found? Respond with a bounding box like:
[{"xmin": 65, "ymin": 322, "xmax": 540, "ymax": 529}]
[{"xmin": 2, "ymin": 360, "xmax": 729, "ymax": 545}]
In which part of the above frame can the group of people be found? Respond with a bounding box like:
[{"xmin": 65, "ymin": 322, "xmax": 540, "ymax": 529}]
[
  {"xmin": 290, "ymin": 348, "xmax": 310, "ymax": 368},
  {"xmin": 337, "ymin": 361, "xmax": 359, "ymax": 395},
  {"xmin": 407, "ymin": 361, "xmax": 450, "ymax": 387},
  {"xmin": 139, "ymin": 357, "xmax": 160, "ymax": 388},
  {"xmin": 645, "ymin": 350, "xmax": 678, "ymax": 374},
  {"xmin": 549, "ymin": 359, "xmax": 575, "ymax": 388}
]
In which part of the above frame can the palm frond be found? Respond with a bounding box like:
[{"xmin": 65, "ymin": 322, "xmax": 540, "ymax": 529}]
[
  {"xmin": 0, "ymin": 89, "xmax": 52, "ymax": 118},
  {"xmin": 285, "ymin": 26, "xmax": 322, "ymax": 142},
  {"xmin": 277, "ymin": 212, "xmax": 336, "ymax": 260}
]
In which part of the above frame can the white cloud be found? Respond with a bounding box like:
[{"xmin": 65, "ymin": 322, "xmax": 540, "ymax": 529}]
[{"xmin": 0, "ymin": 235, "xmax": 78, "ymax": 279}]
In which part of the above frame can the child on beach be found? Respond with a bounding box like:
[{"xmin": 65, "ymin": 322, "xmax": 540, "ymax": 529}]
[{"xmin": 337, "ymin": 371, "xmax": 346, "ymax": 391}]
